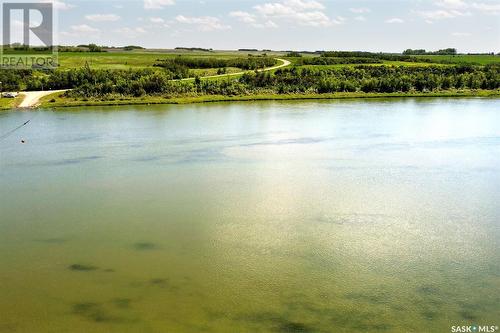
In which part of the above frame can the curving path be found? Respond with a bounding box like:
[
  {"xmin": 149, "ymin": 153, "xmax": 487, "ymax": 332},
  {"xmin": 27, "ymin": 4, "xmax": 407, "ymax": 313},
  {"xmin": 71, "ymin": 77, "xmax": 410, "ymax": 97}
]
[{"xmin": 176, "ymin": 58, "xmax": 291, "ymax": 81}]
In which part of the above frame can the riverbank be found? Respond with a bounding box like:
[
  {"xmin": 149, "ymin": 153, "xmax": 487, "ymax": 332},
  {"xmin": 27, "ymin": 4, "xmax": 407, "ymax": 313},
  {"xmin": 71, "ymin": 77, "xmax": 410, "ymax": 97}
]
[
  {"xmin": 0, "ymin": 96, "xmax": 23, "ymax": 110},
  {"xmin": 39, "ymin": 89, "xmax": 500, "ymax": 109}
]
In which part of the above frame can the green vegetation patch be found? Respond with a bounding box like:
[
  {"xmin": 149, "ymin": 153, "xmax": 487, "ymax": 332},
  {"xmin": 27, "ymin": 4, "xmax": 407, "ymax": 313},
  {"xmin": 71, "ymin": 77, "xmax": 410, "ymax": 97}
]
[
  {"xmin": 132, "ymin": 242, "xmax": 159, "ymax": 251},
  {"xmin": 415, "ymin": 55, "xmax": 500, "ymax": 65},
  {"xmin": 27, "ymin": 64, "xmax": 498, "ymax": 102},
  {"xmin": 72, "ymin": 302, "xmax": 131, "ymax": 323},
  {"xmin": 0, "ymin": 96, "xmax": 22, "ymax": 109},
  {"xmin": 68, "ymin": 264, "xmax": 98, "ymax": 271},
  {"xmin": 154, "ymin": 56, "xmax": 277, "ymax": 70},
  {"xmin": 296, "ymin": 57, "xmax": 382, "ymax": 65}
]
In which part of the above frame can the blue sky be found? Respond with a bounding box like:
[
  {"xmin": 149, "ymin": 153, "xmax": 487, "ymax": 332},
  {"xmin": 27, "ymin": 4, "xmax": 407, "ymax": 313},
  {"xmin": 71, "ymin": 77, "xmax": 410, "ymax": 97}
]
[{"xmin": 35, "ymin": 0, "xmax": 500, "ymax": 52}]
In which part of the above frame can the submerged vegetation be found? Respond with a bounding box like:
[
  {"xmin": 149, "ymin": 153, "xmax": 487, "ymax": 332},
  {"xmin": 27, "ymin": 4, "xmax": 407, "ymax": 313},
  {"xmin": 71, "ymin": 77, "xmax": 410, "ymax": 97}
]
[
  {"xmin": 68, "ymin": 264, "xmax": 98, "ymax": 271},
  {"xmin": 133, "ymin": 242, "xmax": 159, "ymax": 251}
]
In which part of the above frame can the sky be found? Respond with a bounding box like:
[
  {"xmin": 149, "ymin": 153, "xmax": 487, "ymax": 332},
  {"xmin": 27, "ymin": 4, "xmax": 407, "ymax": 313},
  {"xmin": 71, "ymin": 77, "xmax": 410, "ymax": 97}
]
[{"xmin": 9, "ymin": 0, "xmax": 500, "ymax": 52}]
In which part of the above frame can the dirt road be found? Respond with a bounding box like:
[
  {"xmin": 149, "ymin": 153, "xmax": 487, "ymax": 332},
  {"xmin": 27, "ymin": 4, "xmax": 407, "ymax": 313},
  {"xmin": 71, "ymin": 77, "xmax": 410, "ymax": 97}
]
[{"xmin": 18, "ymin": 90, "xmax": 67, "ymax": 108}]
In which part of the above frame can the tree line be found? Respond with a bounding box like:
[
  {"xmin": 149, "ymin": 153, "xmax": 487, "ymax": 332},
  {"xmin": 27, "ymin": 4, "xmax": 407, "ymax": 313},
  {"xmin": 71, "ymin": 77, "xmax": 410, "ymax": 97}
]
[
  {"xmin": 318, "ymin": 51, "xmax": 435, "ymax": 63},
  {"xmin": 403, "ymin": 48, "xmax": 457, "ymax": 55},
  {"xmin": 296, "ymin": 57, "xmax": 382, "ymax": 65},
  {"xmin": 239, "ymin": 65, "xmax": 499, "ymax": 93},
  {"xmin": 2, "ymin": 63, "xmax": 498, "ymax": 98},
  {"xmin": 154, "ymin": 56, "xmax": 277, "ymax": 71},
  {"xmin": 60, "ymin": 64, "xmax": 499, "ymax": 98}
]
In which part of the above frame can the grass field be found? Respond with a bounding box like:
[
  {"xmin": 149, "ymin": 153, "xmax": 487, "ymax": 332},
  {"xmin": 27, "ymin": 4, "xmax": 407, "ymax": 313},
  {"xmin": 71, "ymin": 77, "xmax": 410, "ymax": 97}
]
[
  {"xmin": 55, "ymin": 51, "xmax": 500, "ymax": 72},
  {"xmin": 57, "ymin": 50, "xmax": 278, "ymax": 69},
  {"xmin": 58, "ymin": 52, "xmax": 192, "ymax": 69},
  {"xmin": 415, "ymin": 54, "xmax": 500, "ymax": 65}
]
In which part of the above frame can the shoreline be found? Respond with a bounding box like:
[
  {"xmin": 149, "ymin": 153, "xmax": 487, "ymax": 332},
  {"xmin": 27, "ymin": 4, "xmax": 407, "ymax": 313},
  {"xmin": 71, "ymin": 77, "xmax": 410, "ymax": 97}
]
[
  {"xmin": 0, "ymin": 95, "xmax": 23, "ymax": 110},
  {"xmin": 37, "ymin": 89, "xmax": 500, "ymax": 109}
]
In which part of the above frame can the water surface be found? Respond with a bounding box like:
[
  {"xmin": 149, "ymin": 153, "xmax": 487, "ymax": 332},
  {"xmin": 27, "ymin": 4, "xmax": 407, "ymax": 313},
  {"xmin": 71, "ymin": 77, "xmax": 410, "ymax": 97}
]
[{"xmin": 1, "ymin": 98, "xmax": 499, "ymax": 332}]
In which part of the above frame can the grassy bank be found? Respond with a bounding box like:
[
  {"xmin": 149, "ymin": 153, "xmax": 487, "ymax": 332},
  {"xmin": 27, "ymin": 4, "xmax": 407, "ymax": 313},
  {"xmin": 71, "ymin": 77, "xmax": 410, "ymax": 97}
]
[
  {"xmin": 0, "ymin": 96, "xmax": 22, "ymax": 110},
  {"xmin": 39, "ymin": 89, "xmax": 500, "ymax": 109}
]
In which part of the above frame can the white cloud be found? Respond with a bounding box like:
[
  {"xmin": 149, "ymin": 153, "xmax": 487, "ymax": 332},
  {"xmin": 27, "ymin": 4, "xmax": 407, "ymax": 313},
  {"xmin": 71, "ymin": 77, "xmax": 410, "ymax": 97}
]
[
  {"xmin": 114, "ymin": 27, "xmax": 147, "ymax": 33},
  {"xmin": 149, "ymin": 17, "xmax": 165, "ymax": 23},
  {"xmin": 41, "ymin": 0, "xmax": 74, "ymax": 10},
  {"xmin": 59, "ymin": 31, "xmax": 73, "ymax": 37},
  {"xmin": 257, "ymin": 0, "xmax": 325, "ymax": 13},
  {"xmin": 354, "ymin": 15, "xmax": 366, "ymax": 21},
  {"xmin": 230, "ymin": 10, "xmax": 281, "ymax": 28},
  {"xmin": 470, "ymin": 2, "xmax": 500, "ymax": 14},
  {"xmin": 436, "ymin": 0, "xmax": 500, "ymax": 12},
  {"xmin": 452, "ymin": 32, "xmax": 472, "ymax": 36},
  {"xmin": 230, "ymin": 11, "xmax": 257, "ymax": 23},
  {"xmin": 288, "ymin": 0, "xmax": 325, "ymax": 10},
  {"xmin": 144, "ymin": 0, "xmax": 175, "ymax": 9},
  {"xmin": 436, "ymin": 0, "xmax": 468, "ymax": 9},
  {"xmin": 85, "ymin": 14, "xmax": 120, "ymax": 22},
  {"xmin": 297, "ymin": 11, "xmax": 335, "ymax": 26},
  {"xmin": 11, "ymin": 19, "xmax": 24, "ymax": 28},
  {"xmin": 255, "ymin": 0, "xmax": 324, "ymax": 16},
  {"xmin": 349, "ymin": 7, "xmax": 370, "ymax": 14},
  {"xmin": 385, "ymin": 18, "xmax": 404, "ymax": 24},
  {"xmin": 71, "ymin": 24, "xmax": 99, "ymax": 33},
  {"xmin": 254, "ymin": 0, "xmax": 337, "ymax": 27},
  {"xmin": 417, "ymin": 9, "xmax": 469, "ymax": 20},
  {"xmin": 423, "ymin": 1, "xmax": 499, "ymax": 20},
  {"xmin": 61, "ymin": 23, "xmax": 100, "ymax": 38},
  {"xmin": 113, "ymin": 27, "xmax": 148, "ymax": 38},
  {"xmin": 175, "ymin": 15, "xmax": 231, "ymax": 31},
  {"xmin": 252, "ymin": 20, "xmax": 279, "ymax": 28}
]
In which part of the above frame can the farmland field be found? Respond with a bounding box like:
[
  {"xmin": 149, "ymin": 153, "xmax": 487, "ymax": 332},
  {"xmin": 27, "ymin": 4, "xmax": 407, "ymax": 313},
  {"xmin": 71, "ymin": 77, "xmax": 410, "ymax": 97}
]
[
  {"xmin": 55, "ymin": 51, "xmax": 500, "ymax": 71},
  {"xmin": 57, "ymin": 51, "xmax": 279, "ymax": 70},
  {"xmin": 414, "ymin": 54, "xmax": 500, "ymax": 65}
]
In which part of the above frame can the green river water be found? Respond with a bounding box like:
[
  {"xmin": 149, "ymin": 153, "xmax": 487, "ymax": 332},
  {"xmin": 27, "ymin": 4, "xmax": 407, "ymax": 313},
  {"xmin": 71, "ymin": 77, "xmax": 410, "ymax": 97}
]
[{"xmin": 0, "ymin": 98, "xmax": 499, "ymax": 332}]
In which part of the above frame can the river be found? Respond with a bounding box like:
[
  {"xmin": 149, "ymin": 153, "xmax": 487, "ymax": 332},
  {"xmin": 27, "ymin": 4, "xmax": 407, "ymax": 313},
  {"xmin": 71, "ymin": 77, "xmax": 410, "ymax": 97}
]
[{"xmin": 1, "ymin": 98, "xmax": 499, "ymax": 333}]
